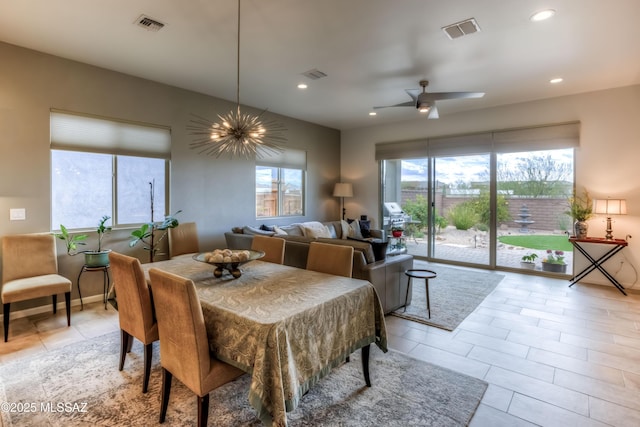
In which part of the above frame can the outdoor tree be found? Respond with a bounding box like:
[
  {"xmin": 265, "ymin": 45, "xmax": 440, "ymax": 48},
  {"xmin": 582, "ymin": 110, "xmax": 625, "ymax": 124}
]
[{"xmin": 485, "ymin": 154, "xmax": 572, "ymax": 197}]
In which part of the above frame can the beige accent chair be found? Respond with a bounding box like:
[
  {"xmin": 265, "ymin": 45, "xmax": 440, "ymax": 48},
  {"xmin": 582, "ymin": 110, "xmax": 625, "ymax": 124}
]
[
  {"xmin": 2, "ymin": 234, "xmax": 72, "ymax": 342},
  {"xmin": 168, "ymin": 222, "xmax": 200, "ymax": 259},
  {"xmin": 251, "ymin": 235, "xmax": 285, "ymax": 264},
  {"xmin": 306, "ymin": 241, "xmax": 354, "ymax": 278},
  {"xmin": 148, "ymin": 268, "xmax": 245, "ymax": 427},
  {"xmin": 109, "ymin": 251, "xmax": 159, "ymax": 393}
]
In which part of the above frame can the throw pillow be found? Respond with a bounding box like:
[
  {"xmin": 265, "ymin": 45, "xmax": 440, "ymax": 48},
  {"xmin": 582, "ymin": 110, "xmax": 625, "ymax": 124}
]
[
  {"xmin": 273, "ymin": 225, "xmax": 288, "ymax": 235},
  {"xmin": 242, "ymin": 225, "xmax": 275, "ymax": 236},
  {"xmin": 359, "ymin": 219, "xmax": 371, "ymax": 238},
  {"xmin": 301, "ymin": 221, "xmax": 332, "ymax": 238},
  {"xmin": 340, "ymin": 220, "xmax": 351, "ymax": 239},
  {"xmin": 347, "ymin": 219, "xmax": 364, "ymax": 240}
]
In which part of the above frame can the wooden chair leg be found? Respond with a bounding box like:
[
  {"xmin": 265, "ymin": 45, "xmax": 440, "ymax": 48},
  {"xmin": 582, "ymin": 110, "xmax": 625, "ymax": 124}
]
[
  {"xmin": 159, "ymin": 368, "xmax": 172, "ymax": 423},
  {"xmin": 197, "ymin": 393, "xmax": 210, "ymax": 427},
  {"xmin": 3, "ymin": 303, "xmax": 9, "ymax": 342},
  {"xmin": 52, "ymin": 294, "xmax": 57, "ymax": 314},
  {"xmin": 143, "ymin": 342, "xmax": 153, "ymax": 393},
  {"xmin": 64, "ymin": 292, "xmax": 71, "ymax": 326},
  {"xmin": 119, "ymin": 330, "xmax": 131, "ymax": 371}
]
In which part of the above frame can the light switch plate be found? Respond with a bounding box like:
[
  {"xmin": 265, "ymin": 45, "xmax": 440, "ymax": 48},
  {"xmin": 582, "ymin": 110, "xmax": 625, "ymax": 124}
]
[{"xmin": 9, "ymin": 208, "xmax": 26, "ymax": 221}]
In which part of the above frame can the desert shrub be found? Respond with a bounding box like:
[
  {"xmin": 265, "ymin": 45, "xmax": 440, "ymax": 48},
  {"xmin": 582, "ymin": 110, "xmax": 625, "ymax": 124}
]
[{"xmin": 447, "ymin": 202, "xmax": 479, "ymax": 230}]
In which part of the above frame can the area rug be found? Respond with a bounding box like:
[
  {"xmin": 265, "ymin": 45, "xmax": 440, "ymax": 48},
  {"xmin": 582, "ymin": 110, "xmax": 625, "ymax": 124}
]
[
  {"xmin": 392, "ymin": 265, "xmax": 504, "ymax": 331},
  {"xmin": 0, "ymin": 331, "xmax": 487, "ymax": 426}
]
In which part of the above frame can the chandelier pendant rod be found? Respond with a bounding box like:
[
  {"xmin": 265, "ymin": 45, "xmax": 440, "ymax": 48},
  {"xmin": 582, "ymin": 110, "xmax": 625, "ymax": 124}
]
[{"xmin": 236, "ymin": 0, "xmax": 241, "ymax": 109}]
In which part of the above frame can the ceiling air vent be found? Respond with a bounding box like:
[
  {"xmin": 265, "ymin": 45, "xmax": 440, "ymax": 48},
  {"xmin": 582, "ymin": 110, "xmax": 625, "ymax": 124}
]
[
  {"xmin": 442, "ymin": 18, "xmax": 480, "ymax": 40},
  {"xmin": 302, "ymin": 68, "xmax": 328, "ymax": 80},
  {"xmin": 135, "ymin": 15, "xmax": 166, "ymax": 32}
]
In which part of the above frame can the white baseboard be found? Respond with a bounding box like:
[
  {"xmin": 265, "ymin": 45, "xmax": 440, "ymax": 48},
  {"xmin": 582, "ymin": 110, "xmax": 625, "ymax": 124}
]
[{"xmin": 2, "ymin": 295, "xmax": 107, "ymax": 322}]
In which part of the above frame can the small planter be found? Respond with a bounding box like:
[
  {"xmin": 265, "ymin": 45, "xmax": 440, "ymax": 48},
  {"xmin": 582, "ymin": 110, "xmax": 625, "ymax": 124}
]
[
  {"xmin": 392, "ymin": 230, "xmax": 403, "ymax": 237},
  {"xmin": 520, "ymin": 261, "xmax": 536, "ymax": 270},
  {"xmin": 84, "ymin": 250, "xmax": 111, "ymax": 267},
  {"xmin": 542, "ymin": 262, "xmax": 567, "ymax": 273}
]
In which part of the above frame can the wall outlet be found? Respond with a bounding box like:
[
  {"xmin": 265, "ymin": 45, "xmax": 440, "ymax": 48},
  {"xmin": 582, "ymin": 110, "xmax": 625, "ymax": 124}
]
[{"xmin": 9, "ymin": 208, "xmax": 26, "ymax": 221}]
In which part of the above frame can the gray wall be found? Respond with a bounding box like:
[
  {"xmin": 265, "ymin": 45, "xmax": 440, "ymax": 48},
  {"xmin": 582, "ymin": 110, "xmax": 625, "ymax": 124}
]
[{"xmin": 0, "ymin": 41, "xmax": 341, "ymax": 311}]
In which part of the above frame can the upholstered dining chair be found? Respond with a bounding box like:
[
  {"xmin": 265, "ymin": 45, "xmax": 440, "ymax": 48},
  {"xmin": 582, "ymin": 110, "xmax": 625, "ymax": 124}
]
[
  {"xmin": 109, "ymin": 251, "xmax": 159, "ymax": 393},
  {"xmin": 168, "ymin": 222, "xmax": 200, "ymax": 259},
  {"xmin": 306, "ymin": 241, "xmax": 354, "ymax": 278},
  {"xmin": 250, "ymin": 235, "xmax": 285, "ymax": 264},
  {"xmin": 2, "ymin": 233, "xmax": 72, "ymax": 342},
  {"xmin": 148, "ymin": 268, "xmax": 245, "ymax": 427}
]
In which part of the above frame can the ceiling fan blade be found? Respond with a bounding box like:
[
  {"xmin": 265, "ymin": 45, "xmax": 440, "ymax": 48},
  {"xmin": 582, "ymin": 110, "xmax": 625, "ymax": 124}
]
[
  {"xmin": 373, "ymin": 101, "xmax": 415, "ymax": 109},
  {"xmin": 423, "ymin": 91, "xmax": 485, "ymax": 101},
  {"xmin": 405, "ymin": 89, "xmax": 420, "ymax": 101}
]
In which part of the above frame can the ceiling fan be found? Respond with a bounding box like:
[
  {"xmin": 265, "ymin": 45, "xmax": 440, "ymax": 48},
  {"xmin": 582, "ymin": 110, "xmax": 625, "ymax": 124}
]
[{"xmin": 374, "ymin": 80, "xmax": 485, "ymax": 119}]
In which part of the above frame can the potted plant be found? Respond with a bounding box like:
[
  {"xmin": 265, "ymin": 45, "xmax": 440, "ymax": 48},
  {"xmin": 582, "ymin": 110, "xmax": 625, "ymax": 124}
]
[
  {"xmin": 566, "ymin": 190, "xmax": 594, "ymax": 238},
  {"xmin": 520, "ymin": 253, "xmax": 538, "ymax": 269},
  {"xmin": 391, "ymin": 226, "xmax": 404, "ymax": 238},
  {"xmin": 542, "ymin": 249, "xmax": 567, "ymax": 273},
  {"xmin": 55, "ymin": 215, "xmax": 112, "ymax": 267},
  {"xmin": 129, "ymin": 180, "xmax": 181, "ymax": 262}
]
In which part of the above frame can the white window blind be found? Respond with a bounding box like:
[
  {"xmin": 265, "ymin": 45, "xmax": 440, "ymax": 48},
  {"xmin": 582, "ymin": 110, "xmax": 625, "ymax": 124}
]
[
  {"xmin": 50, "ymin": 110, "xmax": 171, "ymax": 159},
  {"xmin": 256, "ymin": 148, "xmax": 307, "ymax": 170},
  {"xmin": 375, "ymin": 121, "xmax": 580, "ymax": 159}
]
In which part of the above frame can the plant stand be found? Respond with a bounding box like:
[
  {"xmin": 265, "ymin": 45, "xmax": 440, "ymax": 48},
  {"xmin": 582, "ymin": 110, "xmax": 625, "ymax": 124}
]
[{"xmin": 77, "ymin": 264, "xmax": 111, "ymax": 310}]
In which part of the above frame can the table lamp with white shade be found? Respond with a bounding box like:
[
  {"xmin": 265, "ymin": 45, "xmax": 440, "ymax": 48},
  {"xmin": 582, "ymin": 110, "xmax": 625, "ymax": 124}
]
[{"xmin": 593, "ymin": 198, "xmax": 627, "ymax": 240}]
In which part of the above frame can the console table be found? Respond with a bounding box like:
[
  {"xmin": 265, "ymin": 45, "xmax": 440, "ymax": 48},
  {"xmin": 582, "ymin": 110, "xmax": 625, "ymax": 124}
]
[{"xmin": 568, "ymin": 236, "xmax": 628, "ymax": 295}]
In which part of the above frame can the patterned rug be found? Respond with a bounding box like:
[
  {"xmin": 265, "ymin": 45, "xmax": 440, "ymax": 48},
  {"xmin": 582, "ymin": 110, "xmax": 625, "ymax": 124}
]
[
  {"xmin": 0, "ymin": 331, "xmax": 487, "ymax": 426},
  {"xmin": 393, "ymin": 265, "xmax": 504, "ymax": 331}
]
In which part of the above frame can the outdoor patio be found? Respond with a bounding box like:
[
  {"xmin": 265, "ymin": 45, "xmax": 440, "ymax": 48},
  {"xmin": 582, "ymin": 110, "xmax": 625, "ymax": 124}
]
[{"xmin": 402, "ymin": 227, "xmax": 574, "ymax": 274}]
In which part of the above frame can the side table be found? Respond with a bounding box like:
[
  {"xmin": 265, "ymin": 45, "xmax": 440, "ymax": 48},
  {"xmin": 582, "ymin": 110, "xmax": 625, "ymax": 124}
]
[
  {"xmin": 404, "ymin": 269, "xmax": 437, "ymax": 318},
  {"xmin": 568, "ymin": 236, "xmax": 629, "ymax": 295},
  {"xmin": 77, "ymin": 264, "xmax": 111, "ymax": 310}
]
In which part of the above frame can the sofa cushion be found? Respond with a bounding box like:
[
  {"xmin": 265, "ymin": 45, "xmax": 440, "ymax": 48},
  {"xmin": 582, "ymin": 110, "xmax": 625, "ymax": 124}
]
[
  {"xmin": 273, "ymin": 225, "xmax": 288, "ymax": 235},
  {"xmin": 317, "ymin": 238, "xmax": 375, "ymax": 264}
]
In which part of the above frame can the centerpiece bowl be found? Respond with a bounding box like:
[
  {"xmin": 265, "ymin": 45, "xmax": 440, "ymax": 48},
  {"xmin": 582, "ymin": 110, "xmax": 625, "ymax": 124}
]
[{"xmin": 193, "ymin": 249, "xmax": 264, "ymax": 278}]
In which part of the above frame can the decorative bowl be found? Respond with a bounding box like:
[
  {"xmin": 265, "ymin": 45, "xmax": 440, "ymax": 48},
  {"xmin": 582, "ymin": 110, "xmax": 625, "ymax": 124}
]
[{"xmin": 193, "ymin": 249, "xmax": 264, "ymax": 278}]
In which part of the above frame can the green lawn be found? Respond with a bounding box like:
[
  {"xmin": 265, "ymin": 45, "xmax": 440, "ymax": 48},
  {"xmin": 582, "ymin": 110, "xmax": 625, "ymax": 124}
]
[{"xmin": 498, "ymin": 234, "xmax": 573, "ymax": 251}]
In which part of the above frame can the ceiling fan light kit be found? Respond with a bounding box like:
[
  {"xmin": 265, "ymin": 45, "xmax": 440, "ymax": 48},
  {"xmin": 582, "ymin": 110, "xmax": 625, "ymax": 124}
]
[{"xmin": 374, "ymin": 80, "xmax": 484, "ymax": 119}]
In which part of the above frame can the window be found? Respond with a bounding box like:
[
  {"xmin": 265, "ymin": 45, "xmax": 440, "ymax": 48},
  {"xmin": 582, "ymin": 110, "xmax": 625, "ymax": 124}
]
[
  {"xmin": 50, "ymin": 111, "xmax": 170, "ymax": 230},
  {"xmin": 256, "ymin": 149, "xmax": 306, "ymax": 218}
]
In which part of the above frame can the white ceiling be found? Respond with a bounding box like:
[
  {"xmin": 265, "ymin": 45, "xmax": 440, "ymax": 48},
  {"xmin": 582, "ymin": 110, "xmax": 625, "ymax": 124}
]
[{"xmin": 1, "ymin": 0, "xmax": 640, "ymax": 130}]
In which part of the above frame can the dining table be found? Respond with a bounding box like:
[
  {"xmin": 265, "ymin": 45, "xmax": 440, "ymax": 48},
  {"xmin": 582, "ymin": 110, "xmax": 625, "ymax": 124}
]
[{"xmin": 141, "ymin": 255, "xmax": 388, "ymax": 427}]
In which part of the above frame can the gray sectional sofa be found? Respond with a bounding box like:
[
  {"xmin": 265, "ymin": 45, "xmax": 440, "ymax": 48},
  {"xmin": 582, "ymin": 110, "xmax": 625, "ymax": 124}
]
[{"xmin": 224, "ymin": 220, "xmax": 414, "ymax": 314}]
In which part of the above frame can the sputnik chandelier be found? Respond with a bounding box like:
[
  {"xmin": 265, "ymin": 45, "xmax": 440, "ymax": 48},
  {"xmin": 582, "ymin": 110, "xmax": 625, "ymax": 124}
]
[{"xmin": 188, "ymin": 0, "xmax": 286, "ymax": 159}]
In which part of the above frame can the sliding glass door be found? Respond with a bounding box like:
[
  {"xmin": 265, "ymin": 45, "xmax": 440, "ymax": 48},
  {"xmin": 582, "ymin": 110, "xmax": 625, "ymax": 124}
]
[
  {"xmin": 431, "ymin": 154, "xmax": 491, "ymax": 266},
  {"xmin": 378, "ymin": 122, "xmax": 579, "ymax": 273}
]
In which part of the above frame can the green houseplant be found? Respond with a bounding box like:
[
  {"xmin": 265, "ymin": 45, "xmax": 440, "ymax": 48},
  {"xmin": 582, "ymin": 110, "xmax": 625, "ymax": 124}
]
[
  {"xmin": 520, "ymin": 253, "xmax": 538, "ymax": 269},
  {"xmin": 566, "ymin": 190, "xmax": 593, "ymax": 238},
  {"xmin": 56, "ymin": 215, "xmax": 112, "ymax": 267},
  {"xmin": 129, "ymin": 181, "xmax": 181, "ymax": 262}
]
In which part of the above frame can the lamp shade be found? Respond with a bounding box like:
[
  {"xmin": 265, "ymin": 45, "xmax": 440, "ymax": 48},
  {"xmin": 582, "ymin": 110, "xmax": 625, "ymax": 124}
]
[
  {"xmin": 593, "ymin": 199, "xmax": 627, "ymax": 215},
  {"xmin": 333, "ymin": 183, "xmax": 353, "ymax": 198}
]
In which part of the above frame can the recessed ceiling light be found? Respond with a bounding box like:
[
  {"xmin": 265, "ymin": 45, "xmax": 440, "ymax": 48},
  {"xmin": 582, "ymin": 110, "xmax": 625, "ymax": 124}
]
[
  {"xmin": 297, "ymin": 83, "xmax": 308, "ymax": 89},
  {"xmin": 369, "ymin": 111, "xmax": 377, "ymax": 116},
  {"xmin": 530, "ymin": 9, "xmax": 556, "ymax": 22},
  {"xmin": 550, "ymin": 77, "xmax": 563, "ymax": 84}
]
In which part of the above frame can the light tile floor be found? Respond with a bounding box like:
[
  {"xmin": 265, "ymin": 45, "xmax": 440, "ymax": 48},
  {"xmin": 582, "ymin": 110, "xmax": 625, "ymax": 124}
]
[{"xmin": 2, "ymin": 262, "xmax": 640, "ymax": 426}]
